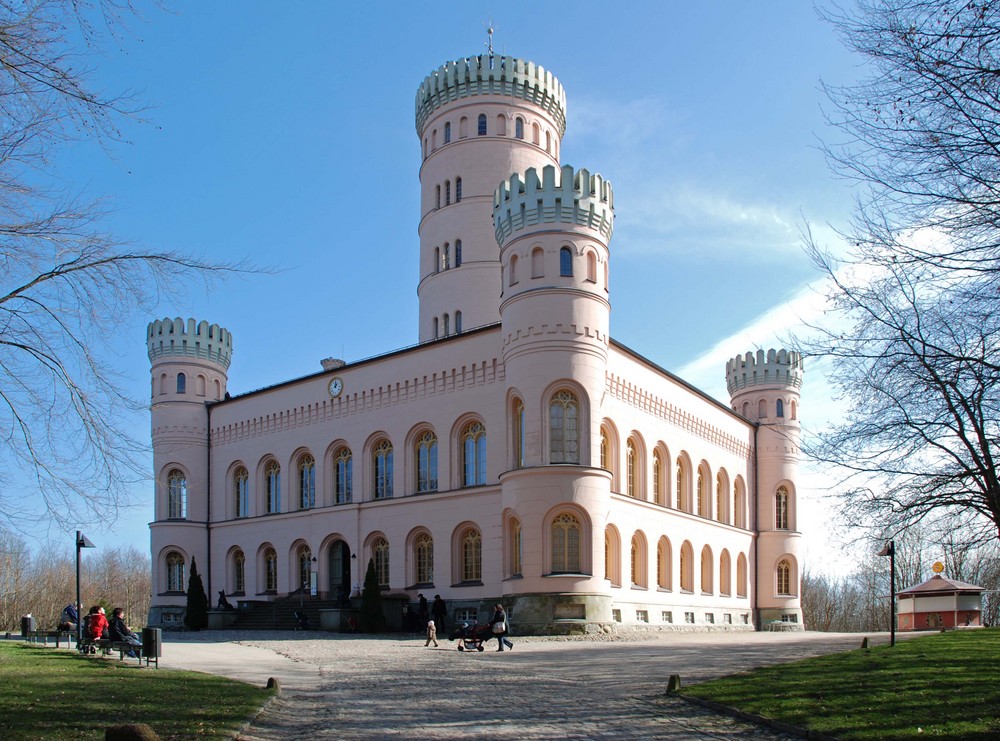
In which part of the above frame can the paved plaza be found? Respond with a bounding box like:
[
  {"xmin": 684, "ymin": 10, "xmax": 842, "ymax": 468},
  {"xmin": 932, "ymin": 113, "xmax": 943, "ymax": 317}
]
[{"xmin": 161, "ymin": 629, "xmax": 887, "ymax": 739}]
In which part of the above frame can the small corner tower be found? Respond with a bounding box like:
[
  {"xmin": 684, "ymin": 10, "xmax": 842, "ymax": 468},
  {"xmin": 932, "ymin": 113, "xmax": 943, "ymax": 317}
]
[
  {"xmin": 146, "ymin": 317, "xmax": 232, "ymax": 616},
  {"xmin": 414, "ymin": 53, "xmax": 566, "ymax": 342},
  {"xmin": 726, "ymin": 348, "xmax": 804, "ymax": 628},
  {"xmin": 494, "ymin": 163, "xmax": 614, "ymax": 623}
]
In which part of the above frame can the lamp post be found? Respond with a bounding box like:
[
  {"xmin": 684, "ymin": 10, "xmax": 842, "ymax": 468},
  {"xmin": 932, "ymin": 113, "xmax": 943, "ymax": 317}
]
[
  {"xmin": 74, "ymin": 531, "xmax": 96, "ymax": 645},
  {"xmin": 878, "ymin": 540, "xmax": 896, "ymax": 647}
]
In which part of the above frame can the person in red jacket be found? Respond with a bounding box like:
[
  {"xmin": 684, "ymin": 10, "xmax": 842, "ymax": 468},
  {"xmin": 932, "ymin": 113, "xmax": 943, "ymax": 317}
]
[{"xmin": 83, "ymin": 606, "xmax": 108, "ymax": 652}]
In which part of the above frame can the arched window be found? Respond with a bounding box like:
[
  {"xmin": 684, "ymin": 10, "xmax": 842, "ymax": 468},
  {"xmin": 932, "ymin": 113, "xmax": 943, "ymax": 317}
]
[
  {"xmin": 335, "ymin": 447, "xmax": 352, "ymax": 504},
  {"xmin": 455, "ymin": 177, "xmax": 462, "ymax": 202},
  {"xmin": 233, "ymin": 550, "xmax": 245, "ymax": 593},
  {"xmin": 166, "ymin": 551, "xmax": 185, "ymax": 592},
  {"xmin": 790, "ymin": 400, "xmax": 798, "ymax": 419},
  {"xmin": 777, "ymin": 559, "xmax": 792, "ymax": 595},
  {"xmin": 462, "ymin": 528, "xmax": 482, "ymax": 581},
  {"xmin": 433, "ymin": 247, "xmax": 440, "ymax": 273},
  {"xmin": 513, "ymin": 399, "xmax": 525, "ymax": 469},
  {"xmin": 435, "ymin": 184, "xmax": 441, "ymax": 209},
  {"xmin": 604, "ymin": 528, "xmax": 620, "ymax": 586},
  {"xmin": 697, "ymin": 469, "xmax": 708, "ymax": 517},
  {"xmin": 586, "ymin": 251, "xmax": 597, "ymax": 282},
  {"xmin": 462, "ymin": 421, "xmax": 487, "ymax": 486},
  {"xmin": 496, "ymin": 114, "xmax": 506, "ymax": 136},
  {"xmin": 734, "ymin": 479, "xmax": 747, "ymax": 529},
  {"xmin": 776, "ymin": 398, "xmax": 784, "ymax": 417},
  {"xmin": 510, "ymin": 518, "xmax": 522, "ymax": 576},
  {"xmin": 415, "ymin": 533, "xmax": 433, "ymax": 584},
  {"xmin": 700, "ymin": 546, "xmax": 713, "ymax": 594},
  {"xmin": 559, "ymin": 246, "xmax": 573, "ymax": 276},
  {"xmin": 532, "ymin": 122, "xmax": 540, "ymax": 144},
  {"xmin": 720, "ymin": 550, "xmax": 732, "ymax": 596},
  {"xmin": 545, "ymin": 130, "xmax": 552, "ymax": 152},
  {"xmin": 297, "ymin": 545, "xmax": 312, "ymax": 591},
  {"xmin": 415, "ymin": 431, "xmax": 438, "ymax": 493},
  {"xmin": 196, "ymin": 374, "xmax": 206, "ymax": 396},
  {"xmin": 551, "ymin": 512, "xmax": 581, "ymax": 573},
  {"xmin": 373, "ymin": 440, "xmax": 393, "ymax": 499},
  {"xmin": 652, "ymin": 450, "xmax": 664, "ymax": 505},
  {"xmin": 445, "ymin": 181, "xmax": 451, "ymax": 206},
  {"xmin": 531, "ymin": 246, "xmax": 544, "ymax": 278},
  {"xmin": 509, "ymin": 254, "xmax": 518, "ymax": 285},
  {"xmin": 264, "ymin": 547, "xmax": 278, "ymax": 592},
  {"xmin": 626, "ymin": 440, "xmax": 636, "ymax": 497},
  {"xmin": 459, "ymin": 116, "xmax": 467, "ymax": 138},
  {"xmin": 477, "ymin": 113, "xmax": 487, "ymax": 135},
  {"xmin": 167, "ymin": 469, "xmax": 187, "ymax": 519},
  {"xmin": 442, "ymin": 313, "xmax": 449, "ymax": 336},
  {"xmin": 549, "ymin": 390, "xmax": 580, "ymax": 464},
  {"xmin": 676, "ymin": 458, "xmax": 689, "ymax": 511},
  {"xmin": 657, "ymin": 537, "xmax": 672, "ymax": 590},
  {"xmin": 454, "ymin": 310, "xmax": 462, "ymax": 334},
  {"xmin": 776, "ymin": 486, "xmax": 790, "ymax": 529},
  {"xmin": 737, "ymin": 553, "xmax": 749, "ymax": 598},
  {"xmin": 758, "ymin": 399, "xmax": 767, "ymax": 418},
  {"xmin": 443, "ymin": 121, "xmax": 451, "ymax": 143},
  {"xmin": 631, "ymin": 534, "xmax": 646, "ymax": 587},
  {"xmin": 176, "ymin": 372, "xmax": 186, "ymax": 394},
  {"xmin": 432, "ymin": 317, "xmax": 438, "ymax": 339},
  {"xmin": 265, "ymin": 461, "xmax": 281, "ymax": 514},
  {"xmin": 431, "ymin": 129, "xmax": 437, "ymax": 149},
  {"xmin": 515, "ymin": 117, "xmax": 524, "ymax": 139},
  {"xmin": 679, "ymin": 541, "xmax": 694, "ymax": 592},
  {"xmin": 455, "ymin": 239, "xmax": 462, "ymax": 266},
  {"xmin": 298, "ymin": 455, "xmax": 315, "ymax": 510},
  {"xmin": 600, "ymin": 428, "xmax": 609, "ymax": 470},
  {"xmin": 373, "ymin": 537, "xmax": 390, "ymax": 587},
  {"xmin": 234, "ymin": 466, "xmax": 249, "ymax": 518},
  {"xmin": 716, "ymin": 473, "xmax": 727, "ymax": 524}
]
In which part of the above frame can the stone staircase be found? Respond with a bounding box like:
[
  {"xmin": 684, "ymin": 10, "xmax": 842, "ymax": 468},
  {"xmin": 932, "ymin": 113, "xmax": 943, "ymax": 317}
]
[{"xmin": 229, "ymin": 595, "xmax": 340, "ymax": 630}]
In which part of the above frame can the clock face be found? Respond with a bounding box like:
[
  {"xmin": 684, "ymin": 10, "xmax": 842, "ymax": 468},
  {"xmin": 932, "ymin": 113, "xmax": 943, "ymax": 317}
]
[{"xmin": 328, "ymin": 377, "xmax": 343, "ymax": 398}]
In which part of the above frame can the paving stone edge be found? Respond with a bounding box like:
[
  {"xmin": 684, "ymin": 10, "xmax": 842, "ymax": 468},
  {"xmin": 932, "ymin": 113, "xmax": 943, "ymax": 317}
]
[{"xmin": 677, "ymin": 693, "xmax": 841, "ymax": 741}]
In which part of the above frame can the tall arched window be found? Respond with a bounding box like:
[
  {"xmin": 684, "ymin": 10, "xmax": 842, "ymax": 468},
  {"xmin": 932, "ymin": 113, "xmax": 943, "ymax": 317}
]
[
  {"xmin": 626, "ymin": 440, "xmax": 636, "ymax": 497},
  {"xmin": 657, "ymin": 537, "xmax": 671, "ymax": 590},
  {"xmin": 676, "ymin": 458, "xmax": 689, "ymax": 511},
  {"xmin": 559, "ymin": 246, "xmax": 573, "ymax": 276},
  {"xmin": 550, "ymin": 390, "xmax": 580, "ymax": 463},
  {"xmin": 720, "ymin": 550, "xmax": 732, "ymax": 596},
  {"xmin": 373, "ymin": 538, "xmax": 390, "ymax": 587},
  {"xmin": 531, "ymin": 246, "xmax": 544, "ymax": 278},
  {"xmin": 455, "ymin": 310, "xmax": 462, "ymax": 333},
  {"xmin": 600, "ymin": 428, "xmax": 609, "ymax": 470},
  {"xmin": 443, "ymin": 311, "xmax": 450, "ymax": 336},
  {"xmin": 443, "ymin": 243, "xmax": 450, "ymax": 269},
  {"xmin": 551, "ymin": 512, "xmax": 581, "ymax": 573},
  {"xmin": 462, "ymin": 528, "xmax": 482, "ymax": 581},
  {"xmin": 265, "ymin": 461, "xmax": 281, "ymax": 514},
  {"xmin": 700, "ymin": 546, "xmax": 713, "ymax": 594},
  {"xmin": 477, "ymin": 113, "xmax": 487, "ymax": 135},
  {"xmin": 462, "ymin": 421, "xmax": 487, "ymax": 486},
  {"xmin": 335, "ymin": 447, "xmax": 352, "ymax": 504},
  {"xmin": 734, "ymin": 479, "xmax": 747, "ymax": 529},
  {"xmin": 176, "ymin": 372, "xmax": 186, "ymax": 394},
  {"xmin": 777, "ymin": 559, "xmax": 792, "ymax": 595},
  {"xmin": 455, "ymin": 239, "xmax": 462, "ymax": 266},
  {"xmin": 373, "ymin": 440, "xmax": 393, "ymax": 499},
  {"xmin": 167, "ymin": 469, "xmax": 187, "ymax": 519},
  {"xmin": 513, "ymin": 399, "xmax": 525, "ymax": 469},
  {"xmin": 509, "ymin": 254, "xmax": 518, "ymax": 285},
  {"xmin": 298, "ymin": 455, "xmax": 315, "ymax": 510},
  {"xmin": 297, "ymin": 545, "xmax": 312, "ymax": 591},
  {"xmin": 445, "ymin": 181, "xmax": 451, "ymax": 206},
  {"xmin": 432, "ymin": 317, "xmax": 439, "ymax": 339},
  {"xmin": 510, "ymin": 518, "xmax": 522, "ymax": 576},
  {"xmin": 586, "ymin": 251, "xmax": 597, "ymax": 282},
  {"xmin": 716, "ymin": 473, "xmax": 727, "ymax": 523},
  {"xmin": 443, "ymin": 121, "xmax": 451, "ymax": 143},
  {"xmin": 234, "ymin": 466, "xmax": 249, "ymax": 517},
  {"xmin": 515, "ymin": 117, "xmax": 524, "ymax": 139},
  {"xmin": 415, "ymin": 431, "xmax": 438, "ymax": 493},
  {"xmin": 680, "ymin": 541, "xmax": 694, "ymax": 592},
  {"xmin": 497, "ymin": 114, "xmax": 506, "ymax": 135},
  {"xmin": 459, "ymin": 116, "xmax": 467, "ymax": 138},
  {"xmin": 435, "ymin": 184, "xmax": 441, "ymax": 209},
  {"xmin": 776, "ymin": 398, "xmax": 784, "ymax": 417},
  {"xmin": 631, "ymin": 534, "xmax": 646, "ymax": 587},
  {"xmin": 776, "ymin": 486, "xmax": 789, "ymax": 529},
  {"xmin": 415, "ymin": 533, "xmax": 433, "ymax": 584},
  {"xmin": 737, "ymin": 553, "xmax": 749, "ymax": 597},
  {"xmin": 433, "ymin": 247, "xmax": 440, "ymax": 274},
  {"xmin": 697, "ymin": 469, "xmax": 708, "ymax": 517},
  {"xmin": 455, "ymin": 177, "xmax": 462, "ymax": 202},
  {"xmin": 166, "ymin": 551, "xmax": 185, "ymax": 592},
  {"xmin": 264, "ymin": 548, "xmax": 278, "ymax": 592},
  {"xmin": 652, "ymin": 451, "xmax": 663, "ymax": 505},
  {"xmin": 233, "ymin": 550, "xmax": 245, "ymax": 593}
]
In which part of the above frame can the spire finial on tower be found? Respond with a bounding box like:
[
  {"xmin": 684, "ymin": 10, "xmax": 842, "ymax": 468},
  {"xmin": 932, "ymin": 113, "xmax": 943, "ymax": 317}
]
[{"xmin": 485, "ymin": 20, "xmax": 495, "ymax": 58}]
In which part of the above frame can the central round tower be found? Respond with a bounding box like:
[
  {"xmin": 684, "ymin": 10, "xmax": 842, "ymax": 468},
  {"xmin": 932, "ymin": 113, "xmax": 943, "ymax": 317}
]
[{"xmin": 414, "ymin": 54, "xmax": 566, "ymax": 341}]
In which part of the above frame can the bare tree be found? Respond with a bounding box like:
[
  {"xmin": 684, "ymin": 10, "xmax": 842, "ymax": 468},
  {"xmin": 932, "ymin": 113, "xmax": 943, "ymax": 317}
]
[{"xmin": 0, "ymin": 2, "xmax": 249, "ymax": 530}]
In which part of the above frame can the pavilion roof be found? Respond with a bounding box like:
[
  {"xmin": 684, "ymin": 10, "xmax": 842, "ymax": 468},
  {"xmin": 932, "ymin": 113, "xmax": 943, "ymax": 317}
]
[{"xmin": 897, "ymin": 574, "xmax": 985, "ymax": 596}]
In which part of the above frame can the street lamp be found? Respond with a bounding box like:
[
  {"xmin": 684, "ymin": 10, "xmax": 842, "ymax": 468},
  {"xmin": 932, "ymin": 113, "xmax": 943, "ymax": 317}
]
[
  {"xmin": 75, "ymin": 531, "xmax": 96, "ymax": 645},
  {"xmin": 878, "ymin": 540, "xmax": 896, "ymax": 647}
]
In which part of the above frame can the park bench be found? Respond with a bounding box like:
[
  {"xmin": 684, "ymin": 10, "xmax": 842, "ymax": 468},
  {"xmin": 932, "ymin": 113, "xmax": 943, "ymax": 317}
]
[{"xmin": 23, "ymin": 630, "xmax": 76, "ymax": 648}]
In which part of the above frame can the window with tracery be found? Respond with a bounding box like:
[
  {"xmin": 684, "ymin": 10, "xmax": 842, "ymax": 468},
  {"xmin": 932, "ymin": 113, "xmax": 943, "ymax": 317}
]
[
  {"xmin": 462, "ymin": 528, "xmax": 482, "ymax": 581},
  {"xmin": 777, "ymin": 559, "xmax": 791, "ymax": 595},
  {"xmin": 716, "ymin": 474, "xmax": 726, "ymax": 523},
  {"xmin": 335, "ymin": 448, "xmax": 352, "ymax": 504},
  {"xmin": 455, "ymin": 177, "xmax": 462, "ymax": 202},
  {"xmin": 297, "ymin": 545, "xmax": 312, "ymax": 590},
  {"xmin": 510, "ymin": 519, "xmax": 522, "ymax": 576},
  {"xmin": 265, "ymin": 461, "xmax": 281, "ymax": 514},
  {"xmin": 264, "ymin": 548, "xmax": 278, "ymax": 592},
  {"xmin": 513, "ymin": 399, "xmax": 525, "ymax": 468},
  {"xmin": 626, "ymin": 440, "xmax": 636, "ymax": 497},
  {"xmin": 600, "ymin": 428, "xmax": 609, "ymax": 470},
  {"xmin": 462, "ymin": 422, "xmax": 487, "ymax": 486},
  {"xmin": 653, "ymin": 451, "xmax": 663, "ymax": 505},
  {"xmin": 551, "ymin": 512, "xmax": 581, "ymax": 573},
  {"xmin": 167, "ymin": 469, "xmax": 187, "ymax": 519},
  {"xmin": 373, "ymin": 538, "xmax": 390, "ymax": 587},
  {"xmin": 679, "ymin": 542, "xmax": 693, "ymax": 592},
  {"xmin": 455, "ymin": 239, "xmax": 462, "ymax": 266},
  {"xmin": 559, "ymin": 246, "xmax": 573, "ymax": 276},
  {"xmin": 676, "ymin": 459, "xmax": 688, "ymax": 511},
  {"xmin": 697, "ymin": 470, "xmax": 707, "ymax": 517},
  {"xmin": 373, "ymin": 440, "xmax": 393, "ymax": 499},
  {"xmin": 444, "ymin": 121, "xmax": 451, "ymax": 143},
  {"xmin": 166, "ymin": 551, "xmax": 185, "ymax": 592},
  {"xmin": 478, "ymin": 114, "xmax": 487, "ymax": 135},
  {"xmin": 657, "ymin": 538, "xmax": 671, "ymax": 590},
  {"xmin": 776, "ymin": 486, "xmax": 789, "ymax": 529},
  {"xmin": 233, "ymin": 550, "xmax": 245, "ymax": 593},
  {"xmin": 299, "ymin": 455, "xmax": 315, "ymax": 510},
  {"xmin": 415, "ymin": 533, "xmax": 433, "ymax": 584},
  {"xmin": 234, "ymin": 466, "xmax": 249, "ymax": 517},
  {"xmin": 415, "ymin": 431, "xmax": 438, "ymax": 493},
  {"xmin": 515, "ymin": 117, "xmax": 524, "ymax": 139},
  {"xmin": 550, "ymin": 390, "xmax": 579, "ymax": 464}
]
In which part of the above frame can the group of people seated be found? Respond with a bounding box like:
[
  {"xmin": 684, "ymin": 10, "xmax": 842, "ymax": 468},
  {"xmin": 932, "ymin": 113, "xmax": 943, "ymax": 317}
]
[{"xmin": 62, "ymin": 602, "xmax": 141, "ymax": 658}]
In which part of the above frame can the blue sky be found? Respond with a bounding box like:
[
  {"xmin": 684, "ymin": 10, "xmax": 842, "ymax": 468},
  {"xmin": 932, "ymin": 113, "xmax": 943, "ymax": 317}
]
[{"xmin": 39, "ymin": 2, "xmax": 863, "ymax": 567}]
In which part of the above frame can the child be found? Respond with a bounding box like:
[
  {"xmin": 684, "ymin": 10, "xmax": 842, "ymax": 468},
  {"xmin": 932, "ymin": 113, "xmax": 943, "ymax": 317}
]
[{"xmin": 424, "ymin": 618, "xmax": 439, "ymax": 647}]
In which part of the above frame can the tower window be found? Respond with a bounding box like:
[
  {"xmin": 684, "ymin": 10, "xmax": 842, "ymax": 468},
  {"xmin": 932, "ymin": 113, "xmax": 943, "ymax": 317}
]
[
  {"xmin": 549, "ymin": 390, "xmax": 579, "ymax": 464},
  {"xmin": 515, "ymin": 117, "xmax": 524, "ymax": 139},
  {"xmin": 435, "ymin": 185, "xmax": 441, "ymax": 210},
  {"xmin": 478, "ymin": 114, "xmax": 487, "ymax": 136},
  {"xmin": 176, "ymin": 372, "xmax": 186, "ymax": 394},
  {"xmin": 776, "ymin": 486, "xmax": 790, "ymax": 529},
  {"xmin": 776, "ymin": 399, "xmax": 784, "ymax": 417},
  {"xmin": 167, "ymin": 469, "xmax": 187, "ymax": 519},
  {"xmin": 455, "ymin": 177, "xmax": 462, "ymax": 202},
  {"xmin": 455, "ymin": 239, "xmax": 462, "ymax": 266},
  {"xmin": 373, "ymin": 440, "xmax": 393, "ymax": 499},
  {"xmin": 415, "ymin": 532, "xmax": 433, "ymax": 584},
  {"xmin": 415, "ymin": 431, "xmax": 438, "ymax": 493},
  {"xmin": 559, "ymin": 247, "xmax": 573, "ymax": 276},
  {"xmin": 455, "ymin": 310, "xmax": 462, "ymax": 334},
  {"xmin": 443, "ymin": 243, "xmax": 450, "ymax": 270},
  {"xmin": 444, "ymin": 121, "xmax": 451, "ymax": 143},
  {"xmin": 445, "ymin": 181, "xmax": 451, "ymax": 206}
]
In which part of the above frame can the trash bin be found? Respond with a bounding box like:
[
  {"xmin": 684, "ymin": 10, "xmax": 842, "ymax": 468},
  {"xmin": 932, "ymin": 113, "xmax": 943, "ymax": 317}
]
[
  {"xmin": 141, "ymin": 627, "xmax": 161, "ymax": 667},
  {"xmin": 20, "ymin": 615, "xmax": 36, "ymax": 637}
]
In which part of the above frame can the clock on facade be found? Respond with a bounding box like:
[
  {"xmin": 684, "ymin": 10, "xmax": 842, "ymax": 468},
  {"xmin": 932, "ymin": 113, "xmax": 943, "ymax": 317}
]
[{"xmin": 328, "ymin": 377, "xmax": 343, "ymax": 397}]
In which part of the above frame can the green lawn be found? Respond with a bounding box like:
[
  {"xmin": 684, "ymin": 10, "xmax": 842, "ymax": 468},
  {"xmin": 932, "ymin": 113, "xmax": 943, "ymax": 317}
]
[
  {"xmin": 0, "ymin": 641, "xmax": 274, "ymax": 740},
  {"xmin": 682, "ymin": 629, "xmax": 1000, "ymax": 740}
]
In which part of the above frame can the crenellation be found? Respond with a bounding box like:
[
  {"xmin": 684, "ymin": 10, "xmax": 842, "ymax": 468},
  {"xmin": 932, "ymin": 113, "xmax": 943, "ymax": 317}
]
[
  {"xmin": 725, "ymin": 347, "xmax": 803, "ymax": 395},
  {"xmin": 147, "ymin": 317, "xmax": 233, "ymax": 369}
]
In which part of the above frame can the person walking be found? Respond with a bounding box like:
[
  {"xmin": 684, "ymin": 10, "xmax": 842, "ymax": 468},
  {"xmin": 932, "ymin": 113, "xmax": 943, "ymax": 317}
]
[
  {"xmin": 424, "ymin": 618, "xmax": 439, "ymax": 647},
  {"xmin": 431, "ymin": 594, "xmax": 447, "ymax": 632},
  {"xmin": 490, "ymin": 603, "xmax": 513, "ymax": 652}
]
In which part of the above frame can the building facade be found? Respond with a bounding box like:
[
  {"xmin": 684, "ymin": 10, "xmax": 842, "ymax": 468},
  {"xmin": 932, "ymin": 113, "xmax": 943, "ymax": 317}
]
[{"xmin": 147, "ymin": 51, "xmax": 805, "ymax": 633}]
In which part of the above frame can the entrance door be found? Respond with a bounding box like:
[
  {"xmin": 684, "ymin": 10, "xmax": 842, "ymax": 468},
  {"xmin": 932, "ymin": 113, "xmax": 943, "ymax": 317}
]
[{"xmin": 328, "ymin": 540, "xmax": 351, "ymax": 603}]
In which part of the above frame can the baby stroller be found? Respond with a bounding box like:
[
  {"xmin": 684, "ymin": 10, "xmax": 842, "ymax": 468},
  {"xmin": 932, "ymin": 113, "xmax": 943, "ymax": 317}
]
[
  {"xmin": 449, "ymin": 621, "xmax": 491, "ymax": 651},
  {"xmin": 293, "ymin": 609, "xmax": 311, "ymax": 630}
]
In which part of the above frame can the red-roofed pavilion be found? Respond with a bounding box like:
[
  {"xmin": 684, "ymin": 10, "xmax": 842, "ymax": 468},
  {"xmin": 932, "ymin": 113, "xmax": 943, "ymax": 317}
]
[{"xmin": 897, "ymin": 575, "xmax": 984, "ymax": 631}]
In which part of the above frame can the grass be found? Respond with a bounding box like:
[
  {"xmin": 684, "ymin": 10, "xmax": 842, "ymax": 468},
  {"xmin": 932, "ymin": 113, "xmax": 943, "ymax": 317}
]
[
  {"xmin": 682, "ymin": 629, "xmax": 1000, "ymax": 740},
  {"xmin": 0, "ymin": 641, "xmax": 275, "ymax": 740}
]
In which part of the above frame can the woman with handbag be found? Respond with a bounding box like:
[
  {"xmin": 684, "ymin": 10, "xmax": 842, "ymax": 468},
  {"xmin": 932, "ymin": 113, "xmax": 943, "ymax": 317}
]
[{"xmin": 490, "ymin": 603, "xmax": 513, "ymax": 652}]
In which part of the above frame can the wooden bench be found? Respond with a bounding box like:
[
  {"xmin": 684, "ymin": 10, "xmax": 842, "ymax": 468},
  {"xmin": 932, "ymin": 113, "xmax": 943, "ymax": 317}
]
[
  {"xmin": 79, "ymin": 637, "xmax": 146, "ymax": 665},
  {"xmin": 23, "ymin": 630, "xmax": 76, "ymax": 648}
]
